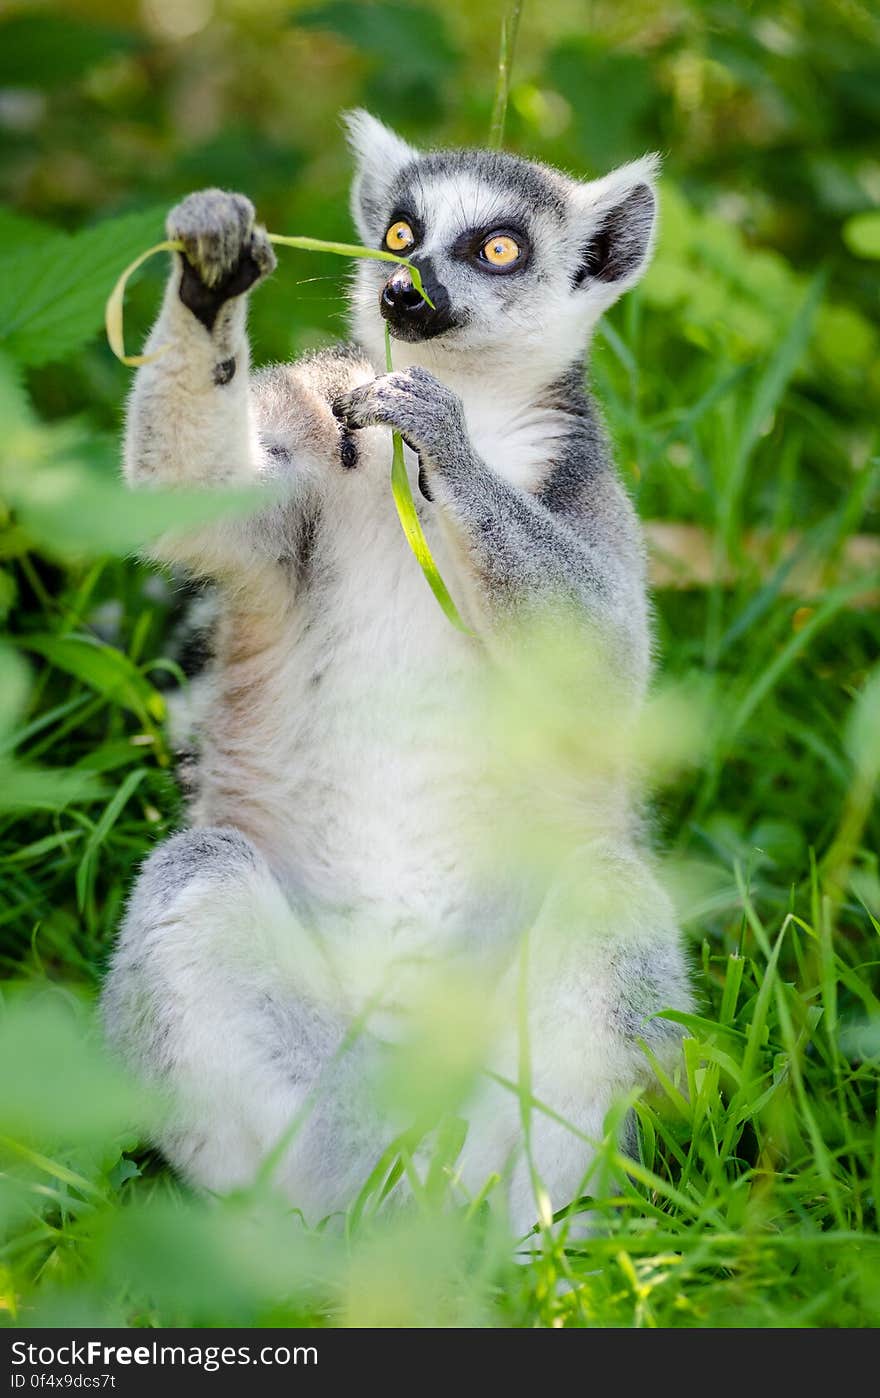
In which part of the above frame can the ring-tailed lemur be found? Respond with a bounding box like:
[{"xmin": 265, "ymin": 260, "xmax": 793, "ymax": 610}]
[{"xmin": 101, "ymin": 113, "xmax": 691, "ymax": 1239}]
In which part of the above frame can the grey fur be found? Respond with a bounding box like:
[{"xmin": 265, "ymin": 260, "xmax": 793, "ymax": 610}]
[{"xmin": 358, "ymin": 149, "xmax": 568, "ymax": 243}]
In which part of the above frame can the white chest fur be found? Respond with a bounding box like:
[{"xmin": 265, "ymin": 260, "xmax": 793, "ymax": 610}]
[{"xmin": 192, "ymin": 422, "xmax": 528, "ymax": 989}]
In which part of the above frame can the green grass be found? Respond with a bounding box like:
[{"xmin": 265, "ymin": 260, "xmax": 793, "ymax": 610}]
[{"xmin": 1, "ymin": 266, "xmax": 878, "ymax": 1326}]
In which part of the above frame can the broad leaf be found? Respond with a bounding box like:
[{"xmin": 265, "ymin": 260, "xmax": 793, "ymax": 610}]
[{"xmin": 0, "ymin": 208, "xmax": 165, "ymax": 367}]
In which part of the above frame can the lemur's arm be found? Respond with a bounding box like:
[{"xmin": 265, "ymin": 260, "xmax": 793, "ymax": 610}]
[
  {"xmin": 126, "ymin": 191, "xmax": 336, "ymax": 580},
  {"xmin": 125, "ymin": 190, "xmax": 274, "ymax": 491},
  {"xmin": 335, "ymin": 366, "xmax": 650, "ymax": 692}
]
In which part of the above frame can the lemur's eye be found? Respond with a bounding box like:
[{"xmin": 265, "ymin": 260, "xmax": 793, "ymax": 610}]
[
  {"xmin": 480, "ymin": 233, "xmax": 520, "ymax": 267},
  {"xmin": 385, "ymin": 220, "xmax": 415, "ymax": 251}
]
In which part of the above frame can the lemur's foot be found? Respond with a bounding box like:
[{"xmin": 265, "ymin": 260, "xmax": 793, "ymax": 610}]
[
  {"xmin": 166, "ymin": 189, "xmax": 276, "ymax": 331},
  {"xmin": 334, "ymin": 367, "xmax": 467, "ymax": 479}
]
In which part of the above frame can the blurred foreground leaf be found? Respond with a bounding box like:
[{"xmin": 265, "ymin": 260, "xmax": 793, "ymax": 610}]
[
  {"xmin": 843, "ymin": 210, "xmax": 880, "ymax": 259},
  {"xmin": 0, "ymin": 992, "xmax": 148, "ymax": 1147},
  {"xmin": 0, "ymin": 353, "xmax": 278, "ymax": 560}
]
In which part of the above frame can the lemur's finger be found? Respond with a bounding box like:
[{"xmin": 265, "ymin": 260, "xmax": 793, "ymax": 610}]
[
  {"xmin": 333, "ymin": 371, "xmax": 428, "ymax": 431},
  {"xmin": 331, "ymin": 384, "xmax": 379, "ymax": 430},
  {"xmin": 250, "ymin": 227, "xmax": 278, "ymax": 279}
]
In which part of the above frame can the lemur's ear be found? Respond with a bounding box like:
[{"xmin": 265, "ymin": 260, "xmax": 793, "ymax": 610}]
[
  {"xmin": 572, "ymin": 155, "xmax": 659, "ymax": 295},
  {"xmin": 342, "ymin": 109, "xmax": 418, "ymax": 242}
]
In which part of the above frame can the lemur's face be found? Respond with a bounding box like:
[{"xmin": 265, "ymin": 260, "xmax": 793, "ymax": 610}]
[{"xmin": 345, "ymin": 110, "xmax": 658, "ymax": 372}]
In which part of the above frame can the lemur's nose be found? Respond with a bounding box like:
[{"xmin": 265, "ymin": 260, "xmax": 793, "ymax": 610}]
[{"xmin": 382, "ymin": 267, "xmax": 425, "ymax": 313}]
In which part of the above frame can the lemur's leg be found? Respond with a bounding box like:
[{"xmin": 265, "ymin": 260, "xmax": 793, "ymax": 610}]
[
  {"xmin": 334, "ymin": 368, "xmax": 647, "ymax": 671},
  {"xmin": 461, "ymin": 842, "xmax": 691, "ymax": 1243},
  {"xmin": 101, "ymin": 829, "xmax": 395, "ymax": 1216}
]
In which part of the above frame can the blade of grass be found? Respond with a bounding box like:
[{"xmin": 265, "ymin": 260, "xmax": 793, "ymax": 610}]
[
  {"xmin": 75, "ymin": 766, "xmax": 147, "ymax": 913},
  {"xmin": 488, "ymin": 1, "xmax": 524, "ymax": 149},
  {"xmin": 384, "ymin": 325, "xmax": 471, "ymax": 634}
]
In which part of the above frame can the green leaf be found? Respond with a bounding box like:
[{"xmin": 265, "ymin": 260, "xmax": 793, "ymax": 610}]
[
  {"xmin": 5, "ymin": 829, "xmax": 86, "ymax": 864},
  {"xmin": 15, "ymin": 633, "xmax": 165, "ymax": 723},
  {"xmin": 0, "ymin": 207, "xmax": 165, "ymax": 367},
  {"xmin": 845, "ymin": 663, "xmax": 880, "ymax": 789},
  {"xmin": 74, "ymin": 738, "xmax": 156, "ymax": 774},
  {"xmin": 0, "ymin": 350, "xmax": 32, "ymax": 428},
  {"xmin": 0, "ymin": 347, "xmax": 278, "ymax": 565},
  {"xmin": 0, "ymin": 643, "xmax": 31, "ymax": 739},
  {"xmin": 0, "ymin": 208, "xmax": 57, "ymax": 260},
  {"xmin": 76, "ymin": 766, "xmax": 148, "ymax": 911},
  {"xmin": 0, "ymin": 757, "xmax": 104, "ymax": 813},
  {"xmin": 0, "ymin": 994, "xmax": 147, "ymax": 1147},
  {"xmin": 6, "ymin": 458, "xmax": 278, "ymax": 561},
  {"xmin": 0, "ymin": 644, "xmax": 105, "ymax": 812}
]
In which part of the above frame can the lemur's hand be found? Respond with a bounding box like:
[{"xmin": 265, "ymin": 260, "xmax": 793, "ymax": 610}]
[
  {"xmin": 166, "ymin": 189, "xmax": 276, "ymax": 331},
  {"xmin": 334, "ymin": 368, "xmax": 469, "ymax": 480}
]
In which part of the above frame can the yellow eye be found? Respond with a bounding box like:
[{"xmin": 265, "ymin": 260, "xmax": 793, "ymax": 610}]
[
  {"xmin": 385, "ymin": 220, "xmax": 415, "ymax": 251},
  {"xmin": 481, "ymin": 233, "xmax": 520, "ymax": 267}
]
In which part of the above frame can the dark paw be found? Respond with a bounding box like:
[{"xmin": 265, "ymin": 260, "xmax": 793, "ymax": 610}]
[
  {"xmin": 333, "ymin": 369, "xmax": 466, "ymax": 479},
  {"xmin": 167, "ymin": 189, "xmax": 276, "ymax": 332}
]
